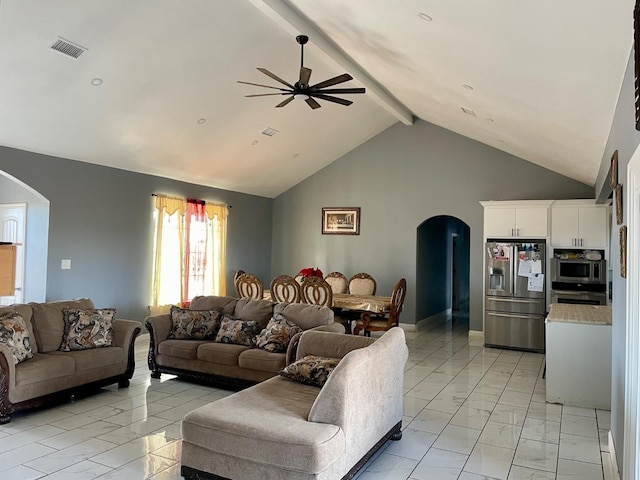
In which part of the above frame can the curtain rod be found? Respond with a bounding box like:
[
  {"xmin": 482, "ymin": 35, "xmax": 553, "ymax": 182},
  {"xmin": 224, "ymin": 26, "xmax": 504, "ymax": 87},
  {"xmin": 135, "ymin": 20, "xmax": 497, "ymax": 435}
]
[{"xmin": 151, "ymin": 193, "xmax": 231, "ymax": 208}]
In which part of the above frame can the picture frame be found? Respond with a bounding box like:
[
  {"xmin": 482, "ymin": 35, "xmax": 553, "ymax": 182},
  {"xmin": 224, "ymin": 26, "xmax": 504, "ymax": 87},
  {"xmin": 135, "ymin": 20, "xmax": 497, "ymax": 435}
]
[
  {"xmin": 620, "ymin": 225, "xmax": 627, "ymax": 278},
  {"xmin": 322, "ymin": 207, "xmax": 360, "ymax": 235},
  {"xmin": 610, "ymin": 150, "xmax": 618, "ymax": 189},
  {"xmin": 616, "ymin": 184, "xmax": 623, "ymax": 225}
]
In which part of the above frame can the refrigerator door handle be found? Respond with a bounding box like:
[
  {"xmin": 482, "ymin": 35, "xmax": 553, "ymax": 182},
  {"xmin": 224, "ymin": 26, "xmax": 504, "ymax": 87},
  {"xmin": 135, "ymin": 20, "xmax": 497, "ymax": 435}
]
[
  {"xmin": 488, "ymin": 297, "xmax": 540, "ymax": 304},
  {"xmin": 512, "ymin": 245, "xmax": 517, "ymax": 296},
  {"xmin": 490, "ymin": 312, "xmax": 540, "ymax": 320}
]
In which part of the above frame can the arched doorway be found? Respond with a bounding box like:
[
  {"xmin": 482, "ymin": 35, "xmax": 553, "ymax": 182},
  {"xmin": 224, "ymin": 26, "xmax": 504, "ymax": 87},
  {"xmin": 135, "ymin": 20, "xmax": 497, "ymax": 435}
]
[
  {"xmin": 0, "ymin": 171, "xmax": 49, "ymax": 303},
  {"xmin": 416, "ymin": 215, "xmax": 470, "ymax": 328}
]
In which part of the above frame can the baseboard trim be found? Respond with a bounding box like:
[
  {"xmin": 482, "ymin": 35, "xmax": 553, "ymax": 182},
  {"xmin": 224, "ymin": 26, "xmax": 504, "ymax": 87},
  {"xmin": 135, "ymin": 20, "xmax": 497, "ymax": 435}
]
[
  {"xmin": 400, "ymin": 309, "xmax": 452, "ymax": 332},
  {"xmin": 608, "ymin": 430, "xmax": 621, "ymax": 480},
  {"xmin": 468, "ymin": 330, "xmax": 484, "ymax": 345}
]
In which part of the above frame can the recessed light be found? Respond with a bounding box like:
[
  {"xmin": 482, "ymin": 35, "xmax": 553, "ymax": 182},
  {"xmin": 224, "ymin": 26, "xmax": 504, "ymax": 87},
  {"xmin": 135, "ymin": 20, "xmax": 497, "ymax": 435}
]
[
  {"xmin": 261, "ymin": 127, "xmax": 279, "ymax": 137},
  {"xmin": 418, "ymin": 12, "xmax": 433, "ymax": 22},
  {"xmin": 462, "ymin": 84, "xmax": 473, "ymax": 90},
  {"xmin": 460, "ymin": 106, "xmax": 476, "ymax": 117},
  {"xmin": 90, "ymin": 78, "xmax": 103, "ymax": 86},
  {"xmin": 197, "ymin": 118, "xmax": 206, "ymax": 124},
  {"xmin": 251, "ymin": 140, "xmax": 259, "ymax": 145}
]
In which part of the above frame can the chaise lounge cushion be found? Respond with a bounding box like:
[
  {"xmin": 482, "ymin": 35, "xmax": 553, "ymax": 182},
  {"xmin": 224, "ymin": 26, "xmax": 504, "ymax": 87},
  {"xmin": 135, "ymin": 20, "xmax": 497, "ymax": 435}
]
[{"xmin": 182, "ymin": 376, "xmax": 344, "ymax": 474}]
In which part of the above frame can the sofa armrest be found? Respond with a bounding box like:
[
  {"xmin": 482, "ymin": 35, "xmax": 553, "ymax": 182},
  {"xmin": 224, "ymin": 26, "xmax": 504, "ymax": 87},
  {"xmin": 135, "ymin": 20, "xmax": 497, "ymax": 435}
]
[
  {"xmin": 144, "ymin": 314, "xmax": 171, "ymax": 374},
  {"xmin": 285, "ymin": 323, "xmax": 347, "ymax": 366},
  {"xmin": 113, "ymin": 319, "xmax": 142, "ymax": 349},
  {"xmin": 307, "ymin": 328, "xmax": 408, "ymax": 466}
]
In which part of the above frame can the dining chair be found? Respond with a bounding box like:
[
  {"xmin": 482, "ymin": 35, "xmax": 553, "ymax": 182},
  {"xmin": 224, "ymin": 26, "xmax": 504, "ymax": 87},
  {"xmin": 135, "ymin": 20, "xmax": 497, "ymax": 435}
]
[
  {"xmin": 348, "ymin": 272, "xmax": 377, "ymax": 296},
  {"xmin": 300, "ymin": 276, "xmax": 333, "ymax": 307},
  {"xmin": 235, "ymin": 272, "xmax": 264, "ymax": 299},
  {"xmin": 354, "ymin": 278, "xmax": 406, "ymax": 337},
  {"xmin": 270, "ymin": 274, "xmax": 301, "ymax": 303},
  {"xmin": 324, "ymin": 271, "xmax": 348, "ymax": 294},
  {"xmin": 233, "ymin": 269, "xmax": 245, "ymax": 290},
  {"xmin": 294, "ymin": 270, "xmax": 304, "ymax": 285}
]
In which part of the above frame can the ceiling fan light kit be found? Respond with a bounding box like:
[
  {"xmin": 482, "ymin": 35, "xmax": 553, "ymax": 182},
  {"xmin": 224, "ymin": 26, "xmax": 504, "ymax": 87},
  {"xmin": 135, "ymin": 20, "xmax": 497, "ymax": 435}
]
[{"xmin": 238, "ymin": 34, "xmax": 365, "ymax": 109}]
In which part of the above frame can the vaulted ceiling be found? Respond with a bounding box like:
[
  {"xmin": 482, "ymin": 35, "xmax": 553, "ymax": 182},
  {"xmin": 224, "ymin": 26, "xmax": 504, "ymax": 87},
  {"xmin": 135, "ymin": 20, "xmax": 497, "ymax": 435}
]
[{"xmin": 0, "ymin": 0, "xmax": 632, "ymax": 197}]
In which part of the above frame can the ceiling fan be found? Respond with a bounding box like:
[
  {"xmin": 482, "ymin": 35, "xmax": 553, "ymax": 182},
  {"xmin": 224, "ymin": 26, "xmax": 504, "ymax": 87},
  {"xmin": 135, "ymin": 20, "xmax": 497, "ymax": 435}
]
[{"xmin": 237, "ymin": 35, "xmax": 365, "ymax": 109}]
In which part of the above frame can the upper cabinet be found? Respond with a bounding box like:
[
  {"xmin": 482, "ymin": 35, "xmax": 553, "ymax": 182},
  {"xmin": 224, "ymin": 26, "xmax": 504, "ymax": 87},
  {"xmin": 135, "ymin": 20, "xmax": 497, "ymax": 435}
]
[
  {"xmin": 551, "ymin": 200, "xmax": 609, "ymax": 248},
  {"xmin": 481, "ymin": 201, "xmax": 553, "ymax": 238}
]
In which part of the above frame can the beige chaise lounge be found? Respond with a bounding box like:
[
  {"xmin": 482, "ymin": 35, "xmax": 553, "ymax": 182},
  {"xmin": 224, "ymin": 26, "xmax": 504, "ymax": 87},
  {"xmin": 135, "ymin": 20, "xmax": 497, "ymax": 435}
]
[
  {"xmin": 180, "ymin": 327, "xmax": 408, "ymax": 480},
  {"xmin": 0, "ymin": 298, "xmax": 141, "ymax": 424}
]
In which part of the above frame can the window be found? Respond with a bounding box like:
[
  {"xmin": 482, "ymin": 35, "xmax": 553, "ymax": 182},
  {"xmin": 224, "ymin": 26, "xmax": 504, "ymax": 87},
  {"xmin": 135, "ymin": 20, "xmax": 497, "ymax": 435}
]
[{"xmin": 151, "ymin": 195, "xmax": 227, "ymax": 311}]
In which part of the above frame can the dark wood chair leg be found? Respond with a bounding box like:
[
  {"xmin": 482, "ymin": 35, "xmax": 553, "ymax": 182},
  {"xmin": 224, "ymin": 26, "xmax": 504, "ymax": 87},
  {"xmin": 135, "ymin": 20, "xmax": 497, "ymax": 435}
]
[{"xmin": 151, "ymin": 371, "xmax": 161, "ymax": 379}]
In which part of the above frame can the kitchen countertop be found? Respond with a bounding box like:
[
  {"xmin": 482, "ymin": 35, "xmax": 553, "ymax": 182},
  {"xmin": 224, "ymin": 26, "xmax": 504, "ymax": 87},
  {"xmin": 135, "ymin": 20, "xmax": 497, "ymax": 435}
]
[{"xmin": 546, "ymin": 303, "xmax": 612, "ymax": 325}]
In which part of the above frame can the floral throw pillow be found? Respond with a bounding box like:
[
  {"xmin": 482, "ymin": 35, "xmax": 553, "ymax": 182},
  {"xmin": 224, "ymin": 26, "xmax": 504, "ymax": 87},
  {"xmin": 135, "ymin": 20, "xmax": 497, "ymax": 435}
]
[
  {"xmin": 279, "ymin": 355, "xmax": 340, "ymax": 388},
  {"xmin": 255, "ymin": 314, "xmax": 303, "ymax": 353},
  {"xmin": 215, "ymin": 316, "xmax": 262, "ymax": 346},
  {"xmin": 59, "ymin": 308, "xmax": 116, "ymax": 351},
  {"xmin": 0, "ymin": 312, "xmax": 33, "ymax": 365},
  {"xmin": 168, "ymin": 306, "xmax": 223, "ymax": 340}
]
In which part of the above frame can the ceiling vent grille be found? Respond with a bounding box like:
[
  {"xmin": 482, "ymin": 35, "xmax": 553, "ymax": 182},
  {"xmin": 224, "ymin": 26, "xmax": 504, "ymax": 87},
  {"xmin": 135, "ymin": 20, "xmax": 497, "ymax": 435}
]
[{"xmin": 50, "ymin": 38, "xmax": 86, "ymax": 59}]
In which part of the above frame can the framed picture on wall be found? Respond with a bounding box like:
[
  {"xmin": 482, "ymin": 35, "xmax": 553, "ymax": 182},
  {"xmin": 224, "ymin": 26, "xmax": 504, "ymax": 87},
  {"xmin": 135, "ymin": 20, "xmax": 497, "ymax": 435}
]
[
  {"xmin": 620, "ymin": 225, "xmax": 628, "ymax": 278},
  {"xmin": 322, "ymin": 207, "xmax": 361, "ymax": 235},
  {"xmin": 616, "ymin": 184, "xmax": 623, "ymax": 225},
  {"xmin": 610, "ymin": 150, "xmax": 618, "ymax": 189}
]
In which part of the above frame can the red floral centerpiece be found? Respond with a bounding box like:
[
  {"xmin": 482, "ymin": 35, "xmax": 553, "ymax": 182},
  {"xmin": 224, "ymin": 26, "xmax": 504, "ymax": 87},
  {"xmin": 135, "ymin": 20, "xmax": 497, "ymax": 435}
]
[{"xmin": 300, "ymin": 267, "xmax": 323, "ymax": 279}]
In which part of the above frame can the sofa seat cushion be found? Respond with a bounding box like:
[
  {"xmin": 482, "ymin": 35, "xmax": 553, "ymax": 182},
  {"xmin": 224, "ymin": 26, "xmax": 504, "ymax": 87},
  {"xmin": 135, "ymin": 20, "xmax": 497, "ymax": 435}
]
[
  {"xmin": 238, "ymin": 348, "xmax": 286, "ymax": 373},
  {"xmin": 15, "ymin": 353, "xmax": 75, "ymax": 386},
  {"xmin": 158, "ymin": 340, "xmax": 209, "ymax": 360},
  {"xmin": 182, "ymin": 376, "xmax": 344, "ymax": 474},
  {"xmin": 196, "ymin": 343, "xmax": 250, "ymax": 366},
  {"xmin": 46, "ymin": 347, "xmax": 125, "ymax": 372}
]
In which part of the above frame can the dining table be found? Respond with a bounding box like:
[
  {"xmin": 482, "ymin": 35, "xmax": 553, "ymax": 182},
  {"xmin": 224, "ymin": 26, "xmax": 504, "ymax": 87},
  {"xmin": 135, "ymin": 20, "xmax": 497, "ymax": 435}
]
[{"xmin": 263, "ymin": 290, "xmax": 391, "ymax": 313}]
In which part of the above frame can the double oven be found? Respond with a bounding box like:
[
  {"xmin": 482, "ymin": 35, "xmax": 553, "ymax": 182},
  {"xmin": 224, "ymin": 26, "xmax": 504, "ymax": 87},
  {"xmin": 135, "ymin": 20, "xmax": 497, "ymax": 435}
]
[{"xmin": 550, "ymin": 254, "xmax": 607, "ymax": 306}]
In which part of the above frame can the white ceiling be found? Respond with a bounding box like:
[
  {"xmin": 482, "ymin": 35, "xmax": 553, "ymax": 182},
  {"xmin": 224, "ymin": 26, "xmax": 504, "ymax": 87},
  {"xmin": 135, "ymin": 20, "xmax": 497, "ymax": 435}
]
[{"xmin": 0, "ymin": 0, "xmax": 633, "ymax": 198}]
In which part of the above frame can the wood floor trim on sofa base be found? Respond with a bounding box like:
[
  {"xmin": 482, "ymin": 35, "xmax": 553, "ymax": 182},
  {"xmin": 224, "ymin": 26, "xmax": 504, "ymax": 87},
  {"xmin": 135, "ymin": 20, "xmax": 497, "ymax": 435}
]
[{"xmin": 180, "ymin": 421, "xmax": 403, "ymax": 480}]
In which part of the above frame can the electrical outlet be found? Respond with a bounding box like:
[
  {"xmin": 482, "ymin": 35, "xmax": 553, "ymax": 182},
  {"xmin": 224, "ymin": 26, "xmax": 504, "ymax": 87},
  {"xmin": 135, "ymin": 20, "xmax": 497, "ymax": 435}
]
[{"xmin": 61, "ymin": 259, "xmax": 71, "ymax": 270}]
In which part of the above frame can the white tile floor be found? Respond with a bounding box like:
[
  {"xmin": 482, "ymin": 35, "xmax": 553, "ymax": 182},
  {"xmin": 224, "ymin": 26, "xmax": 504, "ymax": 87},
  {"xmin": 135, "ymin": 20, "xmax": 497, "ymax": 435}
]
[{"xmin": 0, "ymin": 317, "xmax": 617, "ymax": 480}]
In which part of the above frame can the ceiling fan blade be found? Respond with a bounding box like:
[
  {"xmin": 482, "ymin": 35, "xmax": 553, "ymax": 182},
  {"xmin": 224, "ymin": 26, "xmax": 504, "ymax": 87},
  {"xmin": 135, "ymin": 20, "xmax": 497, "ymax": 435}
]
[
  {"xmin": 237, "ymin": 80, "xmax": 290, "ymax": 92},
  {"xmin": 309, "ymin": 73, "xmax": 353, "ymax": 90},
  {"xmin": 314, "ymin": 87, "xmax": 366, "ymax": 94},
  {"xmin": 276, "ymin": 96, "xmax": 295, "ymax": 108},
  {"xmin": 257, "ymin": 68, "xmax": 294, "ymax": 89},
  {"xmin": 310, "ymin": 93, "xmax": 353, "ymax": 106},
  {"xmin": 245, "ymin": 93, "xmax": 289, "ymax": 97},
  {"xmin": 305, "ymin": 97, "xmax": 321, "ymax": 109},
  {"xmin": 299, "ymin": 67, "xmax": 312, "ymax": 86}
]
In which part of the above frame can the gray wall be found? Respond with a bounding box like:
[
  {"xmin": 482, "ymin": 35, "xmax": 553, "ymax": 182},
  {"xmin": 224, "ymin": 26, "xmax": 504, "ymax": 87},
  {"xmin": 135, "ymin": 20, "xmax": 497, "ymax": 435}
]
[
  {"xmin": 0, "ymin": 174, "xmax": 49, "ymax": 302},
  {"xmin": 0, "ymin": 146, "xmax": 273, "ymax": 321},
  {"xmin": 271, "ymin": 119, "xmax": 594, "ymax": 330},
  {"xmin": 593, "ymin": 50, "xmax": 640, "ymax": 475}
]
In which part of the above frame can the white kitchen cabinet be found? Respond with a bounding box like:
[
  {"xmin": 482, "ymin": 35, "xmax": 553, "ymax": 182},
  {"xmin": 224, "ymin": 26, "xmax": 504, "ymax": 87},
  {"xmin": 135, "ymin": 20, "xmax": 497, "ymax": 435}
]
[
  {"xmin": 481, "ymin": 201, "xmax": 552, "ymax": 238},
  {"xmin": 551, "ymin": 201, "xmax": 608, "ymax": 248}
]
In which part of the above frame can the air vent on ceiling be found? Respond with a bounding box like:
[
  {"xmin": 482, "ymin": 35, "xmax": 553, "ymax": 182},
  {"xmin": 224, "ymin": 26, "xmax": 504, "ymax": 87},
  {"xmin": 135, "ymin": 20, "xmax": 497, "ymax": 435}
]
[
  {"xmin": 460, "ymin": 106, "xmax": 477, "ymax": 117},
  {"xmin": 261, "ymin": 127, "xmax": 279, "ymax": 137},
  {"xmin": 50, "ymin": 38, "xmax": 87, "ymax": 59}
]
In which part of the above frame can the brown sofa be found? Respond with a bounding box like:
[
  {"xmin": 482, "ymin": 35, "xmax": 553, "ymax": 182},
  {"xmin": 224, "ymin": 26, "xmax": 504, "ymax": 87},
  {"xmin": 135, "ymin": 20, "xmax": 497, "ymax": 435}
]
[
  {"xmin": 144, "ymin": 296, "xmax": 345, "ymax": 389},
  {"xmin": 181, "ymin": 328, "xmax": 409, "ymax": 480},
  {"xmin": 0, "ymin": 298, "xmax": 141, "ymax": 424}
]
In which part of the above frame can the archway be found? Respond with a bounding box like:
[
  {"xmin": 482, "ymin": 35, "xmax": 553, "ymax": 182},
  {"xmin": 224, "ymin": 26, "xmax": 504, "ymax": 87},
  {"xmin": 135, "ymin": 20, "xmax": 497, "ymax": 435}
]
[
  {"xmin": 416, "ymin": 215, "xmax": 470, "ymax": 328},
  {"xmin": 0, "ymin": 171, "xmax": 49, "ymax": 302}
]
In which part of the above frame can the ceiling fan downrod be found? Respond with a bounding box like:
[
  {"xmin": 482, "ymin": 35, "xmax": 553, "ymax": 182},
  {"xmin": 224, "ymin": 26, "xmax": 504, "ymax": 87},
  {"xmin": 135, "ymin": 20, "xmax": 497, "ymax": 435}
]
[{"xmin": 296, "ymin": 35, "xmax": 309, "ymax": 72}]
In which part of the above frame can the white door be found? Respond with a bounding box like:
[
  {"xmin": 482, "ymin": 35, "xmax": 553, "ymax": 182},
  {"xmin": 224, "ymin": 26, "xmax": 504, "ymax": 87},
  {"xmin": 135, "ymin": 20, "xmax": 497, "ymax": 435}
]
[{"xmin": 0, "ymin": 203, "xmax": 26, "ymax": 304}]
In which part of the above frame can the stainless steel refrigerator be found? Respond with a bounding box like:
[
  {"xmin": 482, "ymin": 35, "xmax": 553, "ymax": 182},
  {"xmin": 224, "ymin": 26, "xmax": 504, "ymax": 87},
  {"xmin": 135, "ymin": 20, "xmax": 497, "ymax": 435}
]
[{"xmin": 485, "ymin": 239, "xmax": 546, "ymax": 352}]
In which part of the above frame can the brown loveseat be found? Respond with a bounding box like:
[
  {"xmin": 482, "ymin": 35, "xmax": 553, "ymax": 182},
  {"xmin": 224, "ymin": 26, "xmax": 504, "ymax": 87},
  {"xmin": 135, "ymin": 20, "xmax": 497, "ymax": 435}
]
[
  {"xmin": 144, "ymin": 296, "xmax": 345, "ymax": 389},
  {"xmin": 0, "ymin": 298, "xmax": 141, "ymax": 424}
]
